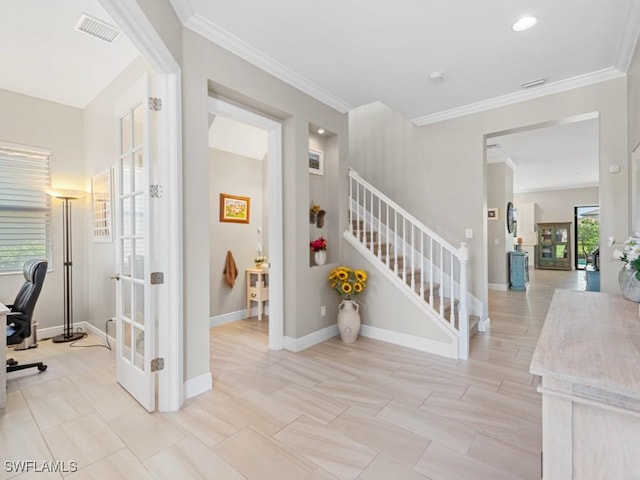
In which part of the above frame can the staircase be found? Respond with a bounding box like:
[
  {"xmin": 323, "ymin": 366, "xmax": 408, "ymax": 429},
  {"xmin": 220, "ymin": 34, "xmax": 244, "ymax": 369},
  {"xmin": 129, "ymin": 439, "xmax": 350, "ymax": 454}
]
[{"xmin": 345, "ymin": 169, "xmax": 481, "ymax": 360}]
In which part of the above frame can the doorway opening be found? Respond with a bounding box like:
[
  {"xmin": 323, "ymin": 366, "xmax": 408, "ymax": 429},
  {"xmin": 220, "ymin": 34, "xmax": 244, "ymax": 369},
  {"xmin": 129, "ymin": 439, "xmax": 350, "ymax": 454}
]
[
  {"xmin": 575, "ymin": 205, "xmax": 600, "ymax": 270},
  {"xmin": 207, "ymin": 97, "xmax": 284, "ymax": 350}
]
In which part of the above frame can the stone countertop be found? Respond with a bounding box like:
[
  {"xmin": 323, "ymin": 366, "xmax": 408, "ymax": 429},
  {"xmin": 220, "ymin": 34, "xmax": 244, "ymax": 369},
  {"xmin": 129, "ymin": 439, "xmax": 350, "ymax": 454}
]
[{"xmin": 530, "ymin": 289, "xmax": 640, "ymax": 402}]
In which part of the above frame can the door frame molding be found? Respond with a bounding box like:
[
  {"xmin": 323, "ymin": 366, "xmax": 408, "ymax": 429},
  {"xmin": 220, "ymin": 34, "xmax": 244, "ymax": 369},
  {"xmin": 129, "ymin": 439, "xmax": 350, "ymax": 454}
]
[
  {"xmin": 100, "ymin": 0, "xmax": 184, "ymax": 411},
  {"xmin": 208, "ymin": 97, "xmax": 284, "ymax": 350}
]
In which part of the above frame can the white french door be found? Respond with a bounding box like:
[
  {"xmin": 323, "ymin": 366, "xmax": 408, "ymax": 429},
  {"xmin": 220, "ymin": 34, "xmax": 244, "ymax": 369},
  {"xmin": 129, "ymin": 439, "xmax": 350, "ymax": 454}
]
[{"xmin": 114, "ymin": 75, "xmax": 156, "ymax": 412}]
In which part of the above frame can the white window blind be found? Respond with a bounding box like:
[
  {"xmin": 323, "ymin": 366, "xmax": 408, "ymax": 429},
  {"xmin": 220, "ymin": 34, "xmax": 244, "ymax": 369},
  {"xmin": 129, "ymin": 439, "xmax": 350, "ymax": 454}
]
[{"xmin": 0, "ymin": 142, "xmax": 51, "ymax": 273}]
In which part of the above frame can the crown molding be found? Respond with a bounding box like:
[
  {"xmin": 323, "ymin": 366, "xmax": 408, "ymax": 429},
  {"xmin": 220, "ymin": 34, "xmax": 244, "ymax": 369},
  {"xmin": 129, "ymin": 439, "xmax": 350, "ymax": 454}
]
[
  {"xmin": 616, "ymin": 0, "xmax": 640, "ymax": 72},
  {"xmin": 515, "ymin": 182, "xmax": 599, "ymax": 195},
  {"xmin": 180, "ymin": 12, "xmax": 352, "ymax": 114},
  {"xmin": 411, "ymin": 67, "xmax": 625, "ymax": 126},
  {"xmin": 167, "ymin": 0, "xmax": 195, "ymax": 24}
]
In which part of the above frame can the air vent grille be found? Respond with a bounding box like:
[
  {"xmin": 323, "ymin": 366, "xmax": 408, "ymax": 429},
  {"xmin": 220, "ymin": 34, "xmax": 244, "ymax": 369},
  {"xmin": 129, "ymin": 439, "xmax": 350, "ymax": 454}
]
[{"xmin": 74, "ymin": 13, "xmax": 120, "ymax": 43}]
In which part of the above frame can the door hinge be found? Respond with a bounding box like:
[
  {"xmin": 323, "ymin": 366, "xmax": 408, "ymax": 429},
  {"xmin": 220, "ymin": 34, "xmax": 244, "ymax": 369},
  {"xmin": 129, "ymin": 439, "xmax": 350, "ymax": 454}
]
[
  {"xmin": 149, "ymin": 184, "xmax": 163, "ymax": 198},
  {"xmin": 148, "ymin": 97, "xmax": 162, "ymax": 111},
  {"xmin": 150, "ymin": 272, "xmax": 164, "ymax": 285},
  {"xmin": 151, "ymin": 357, "xmax": 164, "ymax": 372}
]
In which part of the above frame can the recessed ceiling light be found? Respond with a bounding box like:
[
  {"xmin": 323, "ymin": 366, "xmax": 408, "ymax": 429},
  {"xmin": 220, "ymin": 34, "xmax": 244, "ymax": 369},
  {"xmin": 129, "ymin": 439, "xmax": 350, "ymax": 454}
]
[
  {"xmin": 317, "ymin": 128, "xmax": 325, "ymax": 134},
  {"xmin": 429, "ymin": 71, "xmax": 444, "ymax": 83},
  {"xmin": 512, "ymin": 16, "xmax": 537, "ymax": 32}
]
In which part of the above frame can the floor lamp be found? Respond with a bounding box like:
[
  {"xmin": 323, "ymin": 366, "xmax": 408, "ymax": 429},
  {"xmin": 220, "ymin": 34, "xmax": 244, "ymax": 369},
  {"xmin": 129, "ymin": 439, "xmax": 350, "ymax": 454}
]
[{"xmin": 47, "ymin": 189, "xmax": 87, "ymax": 343}]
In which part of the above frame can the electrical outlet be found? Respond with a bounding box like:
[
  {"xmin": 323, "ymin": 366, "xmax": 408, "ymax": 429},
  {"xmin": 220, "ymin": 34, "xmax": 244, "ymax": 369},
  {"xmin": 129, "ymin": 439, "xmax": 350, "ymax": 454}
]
[{"xmin": 321, "ymin": 305, "xmax": 326, "ymax": 317}]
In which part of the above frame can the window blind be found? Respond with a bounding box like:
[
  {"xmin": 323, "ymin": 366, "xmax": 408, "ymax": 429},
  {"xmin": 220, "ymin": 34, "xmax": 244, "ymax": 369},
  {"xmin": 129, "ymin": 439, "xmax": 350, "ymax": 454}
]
[{"xmin": 0, "ymin": 143, "xmax": 51, "ymax": 273}]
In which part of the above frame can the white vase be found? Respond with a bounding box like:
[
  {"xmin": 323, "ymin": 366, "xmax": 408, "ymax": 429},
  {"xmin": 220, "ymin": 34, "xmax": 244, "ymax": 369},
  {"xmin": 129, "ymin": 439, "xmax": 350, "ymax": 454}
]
[
  {"xmin": 314, "ymin": 250, "xmax": 327, "ymax": 266},
  {"xmin": 619, "ymin": 266, "xmax": 640, "ymax": 302},
  {"xmin": 337, "ymin": 300, "xmax": 361, "ymax": 344}
]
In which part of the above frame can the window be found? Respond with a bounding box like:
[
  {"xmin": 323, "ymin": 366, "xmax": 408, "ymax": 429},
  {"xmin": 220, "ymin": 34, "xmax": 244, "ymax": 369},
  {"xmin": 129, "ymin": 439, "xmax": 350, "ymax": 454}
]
[{"xmin": 0, "ymin": 142, "xmax": 51, "ymax": 273}]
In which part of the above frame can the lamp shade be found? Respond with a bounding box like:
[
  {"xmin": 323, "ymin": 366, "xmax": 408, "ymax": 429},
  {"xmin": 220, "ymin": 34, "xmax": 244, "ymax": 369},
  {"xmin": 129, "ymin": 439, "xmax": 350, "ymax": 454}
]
[{"xmin": 46, "ymin": 188, "xmax": 87, "ymax": 200}]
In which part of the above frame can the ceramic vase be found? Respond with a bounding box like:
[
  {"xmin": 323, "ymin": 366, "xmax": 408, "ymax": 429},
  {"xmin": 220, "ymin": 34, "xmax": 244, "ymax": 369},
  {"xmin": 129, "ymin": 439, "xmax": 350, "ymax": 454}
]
[
  {"xmin": 337, "ymin": 300, "xmax": 360, "ymax": 343},
  {"xmin": 314, "ymin": 250, "xmax": 327, "ymax": 266},
  {"xmin": 619, "ymin": 267, "xmax": 640, "ymax": 302}
]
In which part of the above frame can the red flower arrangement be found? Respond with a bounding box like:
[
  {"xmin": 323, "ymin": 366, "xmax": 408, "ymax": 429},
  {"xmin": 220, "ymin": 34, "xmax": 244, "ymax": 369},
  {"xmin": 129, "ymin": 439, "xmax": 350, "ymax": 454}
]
[{"xmin": 310, "ymin": 237, "xmax": 327, "ymax": 252}]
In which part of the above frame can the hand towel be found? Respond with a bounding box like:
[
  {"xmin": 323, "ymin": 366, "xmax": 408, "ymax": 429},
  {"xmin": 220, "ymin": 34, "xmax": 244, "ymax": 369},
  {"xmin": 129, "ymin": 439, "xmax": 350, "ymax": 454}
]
[{"xmin": 223, "ymin": 250, "xmax": 238, "ymax": 288}]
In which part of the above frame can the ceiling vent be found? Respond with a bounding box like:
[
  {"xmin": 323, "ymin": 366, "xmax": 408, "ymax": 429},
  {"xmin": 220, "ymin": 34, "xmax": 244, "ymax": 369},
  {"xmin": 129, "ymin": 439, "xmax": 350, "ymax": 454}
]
[
  {"xmin": 74, "ymin": 13, "xmax": 121, "ymax": 43},
  {"xmin": 521, "ymin": 78, "xmax": 547, "ymax": 89}
]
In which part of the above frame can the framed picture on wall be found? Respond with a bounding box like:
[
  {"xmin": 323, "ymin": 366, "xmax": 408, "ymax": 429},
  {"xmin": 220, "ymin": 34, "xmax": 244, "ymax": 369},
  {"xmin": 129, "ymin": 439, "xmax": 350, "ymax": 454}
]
[
  {"xmin": 308, "ymin": 148, "xmax": 324, "ymax": 175},
  {"xmin": 220, "ymin": 193, "xmax": 250, "ymax": 223},
  {"xmin": 91, "ymin": 169, "xmax": 113, "ymax": 242},
  {"xmin": 487, "ymin": 207, "xmax": 499, "ymax": 220}
]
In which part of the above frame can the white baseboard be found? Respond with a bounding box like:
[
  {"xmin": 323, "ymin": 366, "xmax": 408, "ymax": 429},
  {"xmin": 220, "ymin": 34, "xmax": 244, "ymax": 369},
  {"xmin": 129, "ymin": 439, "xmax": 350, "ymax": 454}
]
[
  {"xmin": 488, "ymin": 283, "xmax": 508, "ymax": 291},
  {"xmin": 479, "ymin": 317, "xmax": 491, "ymax": 332},
  {"xmin": 210, "ymin": 310, "xmax": 247, "ymax": 327},
  {"xmin": 210, "ymin": 307, "xmax": 270, "ymax": 327},
  {"xmin": 359, "ymin": 324, "xmax": 458, "ymax": 359},
  {"xmin": 283, "ymin": 324, "xmax": 338, "ymax": 352},
  {"xmin": 38, "ymin": 321, "xmax": 116, "ymax": 346},
  {"xmin": 185, "ymin": 372, "xmax": 212, "ymax": 399}
]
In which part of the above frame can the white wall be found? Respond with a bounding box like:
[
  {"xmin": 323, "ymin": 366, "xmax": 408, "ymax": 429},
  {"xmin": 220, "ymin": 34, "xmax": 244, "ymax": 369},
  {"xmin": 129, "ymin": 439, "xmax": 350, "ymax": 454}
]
[
  {"xmin": 0, "ymin": 88, "xmax": 86, "ymax": 333},
  {"xmin": 83, "ymin": 57, "xmax": 152, "ymax": 333},
  {"xmin": 209, "ymin": 148, "xmax": 264, "ymax": 317},
  {"xmin": 487, "ymin": 163, "xmax": 514, "ymax": 288}
]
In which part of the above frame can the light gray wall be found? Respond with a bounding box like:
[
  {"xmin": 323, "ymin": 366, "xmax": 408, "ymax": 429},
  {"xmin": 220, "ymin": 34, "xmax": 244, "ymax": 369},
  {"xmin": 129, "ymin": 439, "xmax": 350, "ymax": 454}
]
[
  {"xmin": 515, "ymin": 187, "xmax": 599, "ymax": 269},
  {"xmin": 349, "ymin": 78, "xmax": 627, "ymax": 317},
  {"xmin": 419, "ymin": 80, "xmax": 626, "ymax": 297},
  {"xmin": 344, "ymin": 242, "xmax": 453, "ymax": 346},
  {"xmin": 487, "ymin": 163, "xmax": 514, "ymax": 288},
  {"xmin": 0, "ymin": 88, "xmax": 86, "ymax": 332},
  {"xmin": 515, "ymin": 187, "xmax": 599, "ymax": 224},
  {"xmin": 209, "ymin": 148, "xmax": 264, "ymax": 317},
  {"xmin": 82, "ymin": 57, "xmax": 152, "ymax": 333},
  {"xmin": 182, "ymin": 28, "xmax": 348, "ymax": 381}
]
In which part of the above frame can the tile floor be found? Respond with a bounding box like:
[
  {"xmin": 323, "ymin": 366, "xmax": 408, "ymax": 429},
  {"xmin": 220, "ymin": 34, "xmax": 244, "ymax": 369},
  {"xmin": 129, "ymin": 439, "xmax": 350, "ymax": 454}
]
[{"xmin": 1, "ymin": 269, "xmax": 585, "ymax": 479}]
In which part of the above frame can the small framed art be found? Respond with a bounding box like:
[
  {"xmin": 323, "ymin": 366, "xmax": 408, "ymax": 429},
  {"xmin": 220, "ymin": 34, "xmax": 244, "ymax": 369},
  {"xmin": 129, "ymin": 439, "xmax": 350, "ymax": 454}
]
[
  {"xmin": 220, "ymin": 193, "xmax": 250, "ymax": 224},
  {"xmin": 308, "ymin": 148, "xmax": 324, "ymax": 175},
  {"xmin": 487, "ymin": 207, "xmax": 499, "ymax": 220}
]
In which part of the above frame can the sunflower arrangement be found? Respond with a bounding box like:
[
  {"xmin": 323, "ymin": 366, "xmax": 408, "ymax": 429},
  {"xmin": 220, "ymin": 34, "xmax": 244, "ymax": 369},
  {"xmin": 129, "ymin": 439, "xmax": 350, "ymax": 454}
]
[{"xmin": 328, "ymin": 266, "xmax": 368, "ymax": 300}]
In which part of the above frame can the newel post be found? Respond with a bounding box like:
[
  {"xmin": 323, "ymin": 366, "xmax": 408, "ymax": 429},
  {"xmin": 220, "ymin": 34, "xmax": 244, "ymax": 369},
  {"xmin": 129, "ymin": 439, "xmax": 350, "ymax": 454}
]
[{"xmin": 458, "ymin": 242, "xmax": 470, "ymax": 360}]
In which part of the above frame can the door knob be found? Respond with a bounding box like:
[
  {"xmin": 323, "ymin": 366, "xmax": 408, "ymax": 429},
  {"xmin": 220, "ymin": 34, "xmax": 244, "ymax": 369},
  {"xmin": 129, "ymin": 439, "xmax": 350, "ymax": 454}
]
[{"xmin": 110, "ymin": 273, "xmax": 121, "ymax": 281}]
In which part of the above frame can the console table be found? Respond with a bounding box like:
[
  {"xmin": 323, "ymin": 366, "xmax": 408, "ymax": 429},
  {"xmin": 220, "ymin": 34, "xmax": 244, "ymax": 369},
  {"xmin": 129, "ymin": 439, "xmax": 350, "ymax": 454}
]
[
  {"xmin": 1, "ymin": 302, "xmax": 9, "ymax": 409},
  {"xmin": 530, "ymin": 290, "xmax": 640, "ymax": 478},
  {"xmin": 246, "ymin": 268, "xmax": 269, "ymax": 321}
]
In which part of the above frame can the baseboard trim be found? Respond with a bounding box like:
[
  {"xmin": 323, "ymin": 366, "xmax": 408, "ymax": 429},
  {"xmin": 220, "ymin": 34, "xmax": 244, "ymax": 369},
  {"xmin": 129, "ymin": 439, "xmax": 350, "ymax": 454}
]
[
  {"xmin": 210, "ymin": 310, "xmax": 247, "ymax": 327},
  {"xmin": 479, "ymin": 317, "xmax": 491, "ymax": 332},
  {"xmin": 38, "ymin": 321, "xmax": 116, "ymax": 347},
  {"xmin": 359, "ymin": 324, "xmax": 457, "ymax": 359},
  {"xmin": 488, "ymin": 283, "xmax": 508, "ymax": 291},
  {"xmin": 210, "ymin": 307, "xmax": 270, "ymax": 327},
  {"xmin": 283, "ymin": 324, "xmax": 338, "ymax": 352},
  {"xmin": 185, "ymin": 372, "xmax": 212, "ymax": 399}
]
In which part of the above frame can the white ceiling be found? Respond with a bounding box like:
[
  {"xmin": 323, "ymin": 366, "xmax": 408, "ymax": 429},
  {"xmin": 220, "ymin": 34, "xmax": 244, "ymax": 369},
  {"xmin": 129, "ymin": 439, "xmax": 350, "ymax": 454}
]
[
  {"xmin": 487, "ymin": 118, "xmax": 599, "ymax": 193},
  {"xmin": 209, "ymin": 116, "xmax": 268, "ymax": 160},
  {"xmin": 171, "ymin": 0, "xmax": 640, "ymax": 123},
  {"xmin": 1, "ymin": 0, "xmax": 634, "ymax": 191},
  {"xmin": 0, "ymin": 0, "xmax": 138, "ymax": 108}
]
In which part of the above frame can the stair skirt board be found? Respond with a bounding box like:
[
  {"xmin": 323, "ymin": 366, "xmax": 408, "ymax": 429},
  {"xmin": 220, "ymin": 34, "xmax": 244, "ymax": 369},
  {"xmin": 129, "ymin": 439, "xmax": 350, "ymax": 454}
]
[{"xmin": 359, "ymin": 324, "xmax": 457, "ymax": 359}]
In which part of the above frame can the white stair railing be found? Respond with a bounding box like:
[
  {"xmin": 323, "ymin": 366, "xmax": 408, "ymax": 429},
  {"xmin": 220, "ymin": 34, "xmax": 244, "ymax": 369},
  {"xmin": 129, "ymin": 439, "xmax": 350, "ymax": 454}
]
[{"xmin": 347, "ymin": 169, "xmax": 470, "ymax": 359}]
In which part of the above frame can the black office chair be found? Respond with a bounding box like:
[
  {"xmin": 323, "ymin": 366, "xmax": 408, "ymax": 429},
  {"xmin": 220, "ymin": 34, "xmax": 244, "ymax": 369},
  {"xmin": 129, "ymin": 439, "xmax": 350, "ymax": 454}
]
[{"xmin": 6, "ymin": 259, "xmax": 48, "ymax": 373}]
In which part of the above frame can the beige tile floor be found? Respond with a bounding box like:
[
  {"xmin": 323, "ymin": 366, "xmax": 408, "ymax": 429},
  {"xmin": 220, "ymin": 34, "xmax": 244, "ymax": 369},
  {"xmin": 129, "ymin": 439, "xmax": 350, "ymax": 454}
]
[{"xmin": 1, "ymin": 269, "xmax": 586, "ymax": 479}]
